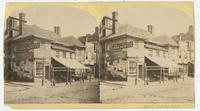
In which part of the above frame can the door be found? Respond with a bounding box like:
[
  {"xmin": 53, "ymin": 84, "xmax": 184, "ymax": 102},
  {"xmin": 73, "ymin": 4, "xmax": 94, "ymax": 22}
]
[
  {"xmin": 138, "ymin": 65, "xmax": 143, "ymax": 78},
  {"xmin": 45, "ymin": 66, "xmax": 50, "ymax": 80}
]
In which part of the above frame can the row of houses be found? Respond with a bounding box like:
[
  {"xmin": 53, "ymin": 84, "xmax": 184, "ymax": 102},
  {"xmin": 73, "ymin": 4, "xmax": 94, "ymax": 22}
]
[{"xmin": 4, "ymin": 12, "xmax": 97, "ymax": 83}]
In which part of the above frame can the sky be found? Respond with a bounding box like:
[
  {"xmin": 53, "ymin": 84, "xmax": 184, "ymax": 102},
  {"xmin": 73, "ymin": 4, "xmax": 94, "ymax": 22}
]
[
  {"xmin": 10, "ymin": 5, "xmax": 193, "ymax": 37},
  {"xmin": 109, "ymin": 5, "xmax": 193, "ymax": 36},
  {"xmin": 11, "ymin": 6, "xmax": 98, "ymax": 37}
]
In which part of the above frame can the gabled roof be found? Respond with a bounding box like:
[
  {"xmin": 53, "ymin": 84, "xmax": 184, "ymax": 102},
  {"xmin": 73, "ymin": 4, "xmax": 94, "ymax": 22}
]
[
  {"xmin": 172, "ymin": 25, "xmax": 194, "ymax": 42},
  {"xmin": 5, "ymin": 24, "xmax": 61, "ymax": 42},
  {"xmin": 149, "ymin": 35, "xmax": 179, "ymax": 47},
  {"xmin": 59, "ymin": 36, "xmax": 85, "ymax": 48},
  {"xmin": 100, "ymin": 24, "xmax": 153, "ymax": 41},
  {"xmin": 4, "ymin": 25, "xmax": 85, "ymax": 48}
]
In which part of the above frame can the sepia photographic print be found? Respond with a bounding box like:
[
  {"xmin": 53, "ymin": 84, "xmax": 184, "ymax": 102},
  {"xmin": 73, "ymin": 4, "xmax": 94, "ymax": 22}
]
[{"xmin": 2, "ymin": 1, "xmax": 195, "ymax": 109}]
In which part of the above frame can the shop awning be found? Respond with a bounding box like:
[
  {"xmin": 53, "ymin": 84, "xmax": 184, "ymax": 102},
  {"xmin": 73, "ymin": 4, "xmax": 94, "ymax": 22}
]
[
  {"xmin": 52, "ymin": 56, "xmax": 89, "ymax": 69},
  {"xmin": 145, "ymin": 55, "xmax": 179, "ymax": 68}
]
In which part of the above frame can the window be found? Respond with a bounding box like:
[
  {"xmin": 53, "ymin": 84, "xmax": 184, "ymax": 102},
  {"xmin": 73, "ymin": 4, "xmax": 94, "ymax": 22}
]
[
  {"xmin": 63, "ymin": 51, "xmax": 66, "ymax": 58},
  {"xmin": 36, "ymin": 62, "xmax": 43, "ymax": 75},
  {"xmin": 156, "ymin": 50, "xmax": 160, "ymax": 57},
  {"xmin": 66, "ymin": 52, "xmax": 70, "ymax": 58},
  {"xmin": 134, "ymin": 40, "xmax": 139, "ymax": 49},
  {"xmin": 70, "ymin": 53, "xmax": 75, "ymax": 59},
  {"xmin": 56, "ymin": 51, "xmax": 60, "ymax": 58},
  {"xmin": 129, "ymin": 61, "xmax": 137, "ymax": 74},
  {"xmin": 149, "ymin": 49, "xmax": 153, "ymax": 57},
  {"xmin": 163, "ymin": 51, "xmax": 166, "ymax": 58}
]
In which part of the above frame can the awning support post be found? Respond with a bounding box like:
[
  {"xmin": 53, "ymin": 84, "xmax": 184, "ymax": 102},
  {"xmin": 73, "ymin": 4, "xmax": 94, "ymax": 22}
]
[
  {"xmin": 135, "ymin": 63, "xmax": 138, "ymax": 85},
  {"xmin": 51, "ymin": 64, "xmax": 55, "ymax": 86},
  {"xmin": 176, "ymin": 68, "xmax": 178, "ymax": 82},
  {"xmin": 82, "ymin": 69, "xmax": 84, "ymax": 83},
  {"xmin": 42, "ymin": 63, "xmax": 45, "ymax": 86},
  {"xmin": 143, "ymin": 65, "xmax": 146, "ymax": 85},
  {"xmin": 163, "ymin": 67, "xmax": 165, "ymax": 83},
  {"xmin": 159, "ymin": 67, "xmax": 162, "ymax": 84},
  {"xmin": 69, "ymin": 69, "xmax": 71, "ymax": 84},
  {"xmin": 66, "ymin": 68, "xmax": 68, "ymax": 85},
  {"xmin": 183, "ymin": 71, "xmax": 185, "ymax": 82}
]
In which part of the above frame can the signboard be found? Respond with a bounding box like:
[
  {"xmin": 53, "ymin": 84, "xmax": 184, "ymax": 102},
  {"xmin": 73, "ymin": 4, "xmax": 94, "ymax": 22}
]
[
  {"xmin": 112, "ymin": 41, "xmax": 133, "ymax": 50},
  {"xmin": 16, "ymin": 42, "xmax": 40, "ymax": 51}
]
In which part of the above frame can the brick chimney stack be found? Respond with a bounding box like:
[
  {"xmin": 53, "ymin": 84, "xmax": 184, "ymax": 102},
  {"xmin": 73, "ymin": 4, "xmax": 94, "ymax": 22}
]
[
  {"xmin": 188, "ymin": 25, "xmax": 194, "ymax": 34},
  {"xmin": 19, "ymin": 12, "xmax": 26, "ymax": 35},
  {"xmin": 54, "ymin": 26, "xmax": 61, "ymax": 36},
  {"xmin": 112, "ymin": 11, "xmax": 118, "ymax": 34},
  {"xmin": 147, "ymin": 25, "xmax": 154, "ymax": 35}
]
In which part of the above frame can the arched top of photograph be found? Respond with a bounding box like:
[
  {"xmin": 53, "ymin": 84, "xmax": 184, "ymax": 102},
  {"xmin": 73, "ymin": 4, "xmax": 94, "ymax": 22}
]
[{"xmin": 5, "ymin": 6, "xmax": 98, "ymax": 38}]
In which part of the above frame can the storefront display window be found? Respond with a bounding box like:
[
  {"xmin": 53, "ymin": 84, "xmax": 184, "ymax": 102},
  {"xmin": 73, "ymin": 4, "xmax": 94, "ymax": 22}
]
[
  {"xmin": 36, "ymin": 62, "xmax": 44, "ymax": 75},
  {"xmin": 129, "ymin": 61, "xmax": 137, "ymax": 74}
]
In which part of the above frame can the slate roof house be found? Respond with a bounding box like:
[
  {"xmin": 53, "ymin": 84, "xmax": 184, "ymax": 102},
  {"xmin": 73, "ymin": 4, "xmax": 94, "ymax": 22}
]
[{"xmin": 4, "ymin": 12, "xmax": 88, "ymax": 83}]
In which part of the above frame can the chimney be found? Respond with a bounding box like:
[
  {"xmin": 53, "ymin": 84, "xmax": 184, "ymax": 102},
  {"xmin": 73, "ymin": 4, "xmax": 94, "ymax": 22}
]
[
  {"xmin": 7, "ymin": 17, "xmax": 17, "ymax": 38},
  {"xmin": 188, "ymin": 25, "xmax": 194, "ymax": 34},
  {"xmin": 112, "ymin": 11, "xmax": 118, "ymax": 34},
  {"xmin": 147, "ymin": 25, "xmax": 154, "ymax": 35},
  {"xmin": 95, "ymin": 27, "xmax": 99, "ymax": 41},
  {"xmin": 102, "ymin": 17, "xmax": 106, "ymax": 37},
  {"xmin": 95, "ymin": 27, "xmax": 99, "ymax": 34},
  {"xmin": 19, "ymin": 12, "xmax": 26, "ymax": 35},
  {"xmin": 54, "ymin": 26, "xmax": 61, "ymax": 35}
]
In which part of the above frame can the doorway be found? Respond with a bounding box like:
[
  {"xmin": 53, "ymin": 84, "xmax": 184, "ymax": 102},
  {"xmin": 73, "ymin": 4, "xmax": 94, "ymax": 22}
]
[{"xmin": 45, "ymin": 65, "xmax": 50, "ymax": 80}]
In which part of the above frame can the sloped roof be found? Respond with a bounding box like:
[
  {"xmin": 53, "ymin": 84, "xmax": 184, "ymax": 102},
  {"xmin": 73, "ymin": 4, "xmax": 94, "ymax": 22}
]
[
  {"xmin": 101, "ymin": 24, "xmax": 153, "ymax": 41},
  {"xmin": 5, "ymin": 25, "xmax": 85, "ymax": 48},
  {"xmin": 59, "ymin": 36, "xmax": 85, "ymax": 48},
  {"xmin": 172, "ymin": 26, "xmax": 194, "ymax": 42},
  {"xmin": 5, "ymin": 24, "xmax": 61, "ymax": 42},
  {"xmin": 149, "ymin": 35, "xmax": 179, "ymax": 47},
  {"xmin": 172, "ymin": 32, "xmax": 194, "ymax": 42}
]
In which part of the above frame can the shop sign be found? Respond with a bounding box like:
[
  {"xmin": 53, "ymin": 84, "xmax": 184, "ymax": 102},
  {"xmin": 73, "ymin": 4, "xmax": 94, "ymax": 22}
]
[
  {"xmin": 112, "ymin": 41, "xmax": 133, "ymax": 50},
  {"xmin": 16, "ymin": 42, "xmax": 40, "ymax": 51}
]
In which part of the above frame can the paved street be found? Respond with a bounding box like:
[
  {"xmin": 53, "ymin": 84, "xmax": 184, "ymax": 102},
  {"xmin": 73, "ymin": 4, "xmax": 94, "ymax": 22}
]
[
  {"xmin": 100, "ymin": 77, "xmax": 194, "ymax": 103},
  {"xmin": 4, "ymin": 79, "xmax": 99, "ymax": 104}
]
